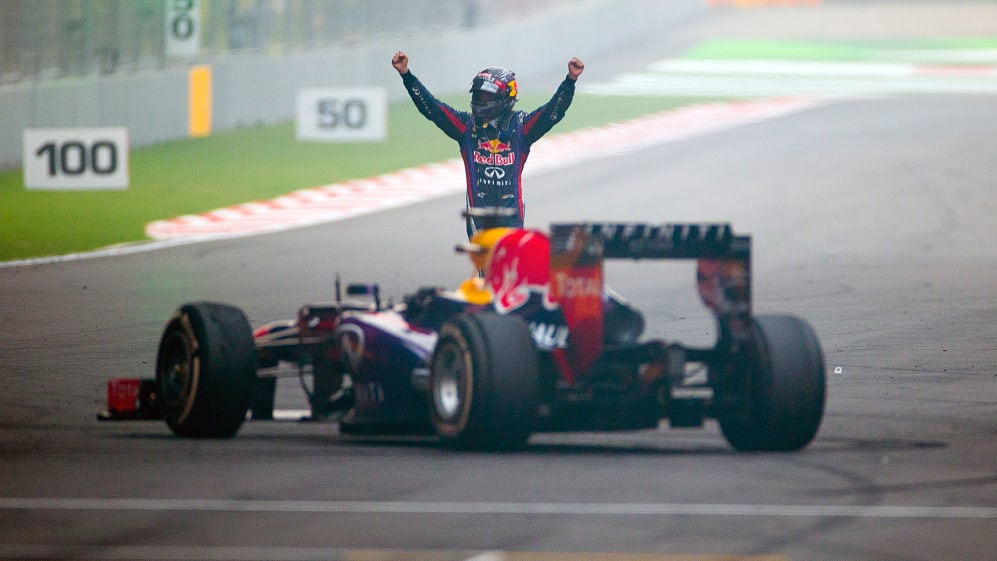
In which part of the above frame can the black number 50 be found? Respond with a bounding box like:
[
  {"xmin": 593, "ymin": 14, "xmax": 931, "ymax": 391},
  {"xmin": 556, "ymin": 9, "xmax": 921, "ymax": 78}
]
[
  {"xmin": 317, "ymin": 98, "xmax": 368, "ymax": 129},
  {"xmin": 35, "ymin": 140, "xmax": 118, "ymax": 177}
]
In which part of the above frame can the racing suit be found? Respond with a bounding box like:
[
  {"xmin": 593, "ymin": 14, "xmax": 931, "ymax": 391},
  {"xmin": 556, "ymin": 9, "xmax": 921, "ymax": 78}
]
[{"xmin": 399, "ymin": 71, "xmax": 576, "ymax": 237}]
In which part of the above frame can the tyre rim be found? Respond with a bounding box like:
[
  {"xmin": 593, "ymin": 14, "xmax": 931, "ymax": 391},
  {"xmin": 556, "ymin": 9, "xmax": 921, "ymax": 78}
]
[
  {"xmin": 433, "ymin": 343, "xmax": 465, "ymax": 422},
  {"xmin": 160, "ymin": 331, "xmax": 192, "ymax": 407}
]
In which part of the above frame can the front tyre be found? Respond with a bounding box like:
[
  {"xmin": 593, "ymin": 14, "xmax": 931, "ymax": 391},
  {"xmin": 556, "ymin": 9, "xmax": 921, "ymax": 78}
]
[
  {"xmin": 156, "ymin": 302, "xmax": 256, "ymax": 438},
  {"xmin": 429, "ymin": 313, "xmax": 539, "ymax": 450},
  {"xmin": 718, "ymin": 315, "xmax": 826, "ymax": 452}
]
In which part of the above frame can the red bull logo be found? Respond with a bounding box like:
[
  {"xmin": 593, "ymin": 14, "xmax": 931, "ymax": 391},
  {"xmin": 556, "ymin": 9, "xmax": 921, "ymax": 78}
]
[
  {"xmin": 474, "ymin": 139, "xmax": 514, "ymax": 165},
  {"xmin": 485, "ymin": 230, "xmax": 557, "ymax": 314},
  {"xmin": 478, "ymin": 138, "xmax": 512, "ymax": 154},
  {"xmin": 473, "ymin": 151, "xmax": 515, "ymax": 166}
]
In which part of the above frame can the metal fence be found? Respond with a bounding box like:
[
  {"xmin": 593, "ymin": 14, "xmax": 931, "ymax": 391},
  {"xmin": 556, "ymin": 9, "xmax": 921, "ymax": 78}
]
[{"xmin": 0, "ymin": 0, "xmax": 563, "ymax": 85}]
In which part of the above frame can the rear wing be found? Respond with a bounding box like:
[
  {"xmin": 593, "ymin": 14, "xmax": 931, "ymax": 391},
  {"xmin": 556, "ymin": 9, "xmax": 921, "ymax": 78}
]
[
  {"xmin": 550, "ymin": 222, "xmax": 749, "ymax": 260},
  {"xmin": 549, "ymin": 222, "xmax": 753, "ymax": 371}
]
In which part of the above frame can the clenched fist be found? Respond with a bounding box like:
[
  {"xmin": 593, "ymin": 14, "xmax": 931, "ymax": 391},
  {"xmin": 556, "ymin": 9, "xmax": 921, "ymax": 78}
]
[
  {"xmin": 392, "ymin": 51, "xmax": 409, "ymax": 75},
  {"xmin": 568, "ymin": 57, "xmax": 584, "ymax": 81}
]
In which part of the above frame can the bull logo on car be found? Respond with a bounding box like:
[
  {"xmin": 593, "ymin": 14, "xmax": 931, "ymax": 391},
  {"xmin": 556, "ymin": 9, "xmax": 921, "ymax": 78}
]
[{"xmin": 486, "ymin": 230, "xmax": 558, "ymax": 315}]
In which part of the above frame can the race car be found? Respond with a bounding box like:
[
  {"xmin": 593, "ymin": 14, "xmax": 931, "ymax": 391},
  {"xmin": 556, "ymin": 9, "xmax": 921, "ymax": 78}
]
[{"xmin": 102, "ymin": 209, "xmax": 826, "ymax": 451}]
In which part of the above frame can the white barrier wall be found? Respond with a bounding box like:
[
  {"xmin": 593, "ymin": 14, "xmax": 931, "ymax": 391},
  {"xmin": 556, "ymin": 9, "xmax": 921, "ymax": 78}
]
[{"xmin": 0, "ymin": 0, "xmax": 703, "ymax": 169}]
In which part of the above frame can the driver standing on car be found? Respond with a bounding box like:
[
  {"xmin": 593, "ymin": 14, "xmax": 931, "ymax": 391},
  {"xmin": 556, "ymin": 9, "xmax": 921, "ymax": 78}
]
[{"xmin": 391, "ymin": 51, "xmax": 584, "ymax": 238}]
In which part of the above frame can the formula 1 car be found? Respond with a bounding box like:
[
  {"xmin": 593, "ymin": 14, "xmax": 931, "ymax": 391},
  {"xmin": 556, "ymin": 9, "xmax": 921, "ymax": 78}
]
[{"xmin": 102, "ymin": 209, "xmax": 826, "ymax": 451}]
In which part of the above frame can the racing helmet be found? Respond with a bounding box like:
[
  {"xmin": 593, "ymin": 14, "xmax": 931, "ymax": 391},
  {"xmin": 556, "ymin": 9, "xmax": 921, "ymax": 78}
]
[{"xmin": 469, "ymin": 67, "xmax": 518, "ymax": 124}]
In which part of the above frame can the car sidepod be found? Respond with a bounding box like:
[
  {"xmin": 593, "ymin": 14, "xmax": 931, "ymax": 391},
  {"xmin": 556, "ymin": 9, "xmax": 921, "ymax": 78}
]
[{"xmin": 335, "ymin": 312, "xmax": 437, "ymax": 435}]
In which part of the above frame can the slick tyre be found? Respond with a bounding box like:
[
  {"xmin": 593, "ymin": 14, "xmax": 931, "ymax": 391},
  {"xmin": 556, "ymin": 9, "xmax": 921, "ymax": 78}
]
[
  {"xmin": 156, "ymin": 302, "xmax": 256, "ymax": 438},
  {"xmin": 718, "ymin": 315, "xmax": 826, "ymax": 452},
  {"xmin": 429, "ymin": 313, "xmax": 539, "ymax": 450}
]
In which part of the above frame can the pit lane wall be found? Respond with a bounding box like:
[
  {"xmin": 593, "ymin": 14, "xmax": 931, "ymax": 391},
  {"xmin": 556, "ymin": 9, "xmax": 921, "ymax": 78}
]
[{"xmin": 0, "ymin": 0, "xmax": 702, "ymax": 170}]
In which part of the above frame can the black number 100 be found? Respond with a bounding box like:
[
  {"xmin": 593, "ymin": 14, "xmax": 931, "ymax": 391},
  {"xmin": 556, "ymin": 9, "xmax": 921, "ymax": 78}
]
[{"xmin": 36, "ymin": 140, "xmax": 118, "ymax": 177}]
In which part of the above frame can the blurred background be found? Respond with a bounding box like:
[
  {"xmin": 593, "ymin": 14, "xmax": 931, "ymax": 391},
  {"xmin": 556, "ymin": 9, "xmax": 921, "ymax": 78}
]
[
  {"xmin": 0, "ymin": 0, "xmax": 689, "ymax": 169},
  {"xmin": 0, "ymin": 0, "xmax": 566, "ymax": 84}
]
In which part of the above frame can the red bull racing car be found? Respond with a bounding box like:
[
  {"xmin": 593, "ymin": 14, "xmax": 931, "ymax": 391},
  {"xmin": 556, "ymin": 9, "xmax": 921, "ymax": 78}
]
[{"xmin": 102, "ymin": 210, "xmax": 826, "ymax": 451}]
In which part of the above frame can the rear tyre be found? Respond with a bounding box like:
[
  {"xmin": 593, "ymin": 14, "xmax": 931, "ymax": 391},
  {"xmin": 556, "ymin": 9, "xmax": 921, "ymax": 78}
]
[
  {"xmin": 429, "ymin": 313, "xmax": 538, "ymax": 450},
  {"xmin": 156, "ymin": 302, "xmax": 256, "ymax": 438},
  {"xmin": 718, "ymin": 315, "xmax": 826, "ymax": 452}
]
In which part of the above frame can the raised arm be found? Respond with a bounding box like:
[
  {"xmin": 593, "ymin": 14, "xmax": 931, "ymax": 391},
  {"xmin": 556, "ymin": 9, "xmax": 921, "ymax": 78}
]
[
  {"xmin": 392, "ymin": 50, "xmax": 469, "ymax": 140},
  {"xmin": 521, "ymin": 57, "xmax": 585, "ymax": 144}
]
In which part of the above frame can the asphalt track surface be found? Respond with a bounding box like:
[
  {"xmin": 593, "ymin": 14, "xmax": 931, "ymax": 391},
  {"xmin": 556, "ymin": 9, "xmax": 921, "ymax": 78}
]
[{"xmin": 2, "ymin": 5, "xmax": 996, "ymax": 561}]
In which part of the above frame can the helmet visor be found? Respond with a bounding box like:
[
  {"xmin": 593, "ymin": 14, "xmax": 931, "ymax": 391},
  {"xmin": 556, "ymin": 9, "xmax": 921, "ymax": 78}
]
[
  {"xmin": 471, "ymin": 100, "xmax": 507, "ymax": 123},
  {"xmin": 471, "ymin": 91, "xmax": 499, "ymax": 104}
]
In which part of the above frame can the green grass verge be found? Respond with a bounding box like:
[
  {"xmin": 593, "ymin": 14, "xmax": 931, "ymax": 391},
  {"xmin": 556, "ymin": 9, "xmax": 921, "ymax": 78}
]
[{"xmin": 0, "ymin": 93, "xmax": 709, "ymax": 262}]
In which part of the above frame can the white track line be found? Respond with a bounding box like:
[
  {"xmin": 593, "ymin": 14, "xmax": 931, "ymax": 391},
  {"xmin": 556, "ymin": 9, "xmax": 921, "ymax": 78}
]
[
  {"xmin": 0, "ymin": 545, "xmax": 784, "ymax": 561},
  {"xmin": 1, "ymin": 497, "xmax": 993, "ymax": 519}
]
